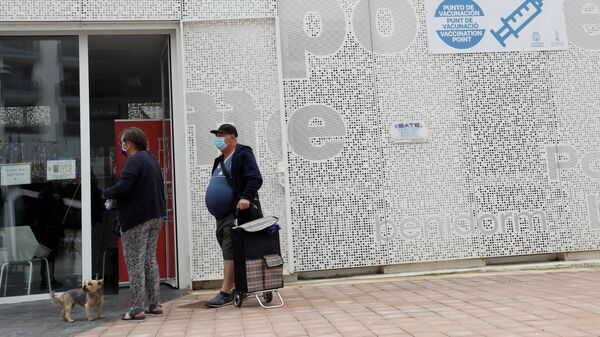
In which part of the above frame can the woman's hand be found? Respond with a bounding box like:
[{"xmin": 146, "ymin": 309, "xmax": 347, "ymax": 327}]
[{"xmin": 237, "ymin": 199, "xmax": 251, "ymax": 210}]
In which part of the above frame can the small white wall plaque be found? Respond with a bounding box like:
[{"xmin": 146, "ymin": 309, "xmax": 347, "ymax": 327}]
[{"xmin": 390, "ymin": 122, "xmax": 428, "ymax": 143}]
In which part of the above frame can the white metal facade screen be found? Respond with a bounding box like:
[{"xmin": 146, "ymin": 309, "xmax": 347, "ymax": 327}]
[
  {"xmin": 282, "ymin": 0, "xmax": 600, "ymax": 273},
  {"xmin": 0, "ymin": 1, "xmax": 277, "ymax": 21},
  {"xmin": 2, "ymin": 0, "xmax": 600, "ymax": 280},
  {"xmin": 183, "ymin": 18, "xmax": 290, "ymax": 280}
]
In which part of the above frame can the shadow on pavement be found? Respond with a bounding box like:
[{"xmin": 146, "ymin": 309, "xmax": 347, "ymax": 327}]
[{"xmin": 176, "ymin": 301, "xmax": 210, "ymax": 310}]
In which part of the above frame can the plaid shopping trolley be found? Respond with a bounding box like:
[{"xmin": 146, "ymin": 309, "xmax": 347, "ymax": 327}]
[{"xmin": 231, "ymin": 215, "xmax": 284, "ymax": 308}]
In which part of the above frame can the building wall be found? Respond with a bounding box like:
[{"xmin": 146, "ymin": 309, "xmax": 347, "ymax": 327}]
[
  {"xmin": 0, "ymin": 0, "xmax": 275, "ymax": 21},
  {"xmin": 183, "ymin": 18, "xmax": 288, "ymax": 280},
  {"xmin": 2, "ymin": 0, "xmax": 600, "ymax": 281},
  {"xmin": 182, "ymin": 0, "xmax": 277, "ymax": 20},
  {"xmin": 184, "ymin": 0, "xmax": 600, "ymax": 278},
  {"xmin": 0, "ymin": 1, "xmax": 81, "ymax": 21}
]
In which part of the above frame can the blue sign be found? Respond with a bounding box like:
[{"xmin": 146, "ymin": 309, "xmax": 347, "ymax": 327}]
[
  {"xmin": 490, "ymin": 0, "xmax": 544, "ymax": 47},
  {"xmin": 426, "ymin": 0, "xmax": 568, "ymax": 54},
  {"xmin": 435, "ymin": 0, "xmax": 486, "ymax": 49}
]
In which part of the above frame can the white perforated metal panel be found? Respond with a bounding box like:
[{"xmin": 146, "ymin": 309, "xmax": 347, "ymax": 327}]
[
  {"xmin": 0, "ymin": 0, "xmax": 81, "ymax": 21},
  {"xmin": 183, "ymin": 0, "xmax": 277, "ymax": 20},
  {"xmin": 82, "ymin": 0, "xmax": 181, "ymax": 21},
  {"xmin": 461, "ymin": 51, "xmax": 566, "ymax": 258},
  {"xmin": 374, "ymin": 0, "xmax": 480, "ymax": 264},
  {"xmin": 280, "ymin": 0, "xmax": 388, "ymax": 272},
  {"xmin": 183, "ymin": 18, "xmax": 287, "ymax": 280},
  {"xmin": 548, "ymin": 44, "xmax": 600, "ymax": 252},
  {"xmin": 276, "ymin": 0, "xmax": 600, "ymax": 274}
]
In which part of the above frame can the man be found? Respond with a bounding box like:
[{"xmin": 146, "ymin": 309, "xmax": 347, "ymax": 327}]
[{"xmin": 205, "ymin": 123, "xmax": 263, "ymax": 307}]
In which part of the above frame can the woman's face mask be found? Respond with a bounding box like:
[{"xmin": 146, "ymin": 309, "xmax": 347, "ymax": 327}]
[
  {"xmin": 120, "ymin": 141, "xmax": 129, "ymax": 157},
  {"xmin": 214, "ymin": 137, "xmax": 227, "ymax": 151}
]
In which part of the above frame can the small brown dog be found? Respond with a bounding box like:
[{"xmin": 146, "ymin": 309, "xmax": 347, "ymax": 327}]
[{"xmin": 50, "ymin": 279, "xmax": 104, "ymax": 323}]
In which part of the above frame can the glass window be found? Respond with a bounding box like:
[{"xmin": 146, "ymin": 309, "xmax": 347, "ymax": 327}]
[{"xmin": 0, "ymin": 36, "xmax": 80, "ymax": 297}]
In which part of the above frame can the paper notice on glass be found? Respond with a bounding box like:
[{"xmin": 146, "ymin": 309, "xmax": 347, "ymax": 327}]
[
  {"xmin": 0, "ymin": 163, "xmax": 31, "ymax": 186},
  {"xmin": 0, "ymin": 231, "xmax": 6, "ymax": 264},
  {"xmin": 390, "ymin": 122, "xmax": 428, "ymax": 143},
  {"xmin": 47, "ymin": 160, "xmax": 76, "ymax": 180}
]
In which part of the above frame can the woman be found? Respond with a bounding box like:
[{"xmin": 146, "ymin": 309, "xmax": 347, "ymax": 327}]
[{"xmin": 103, "ymin": 127, "xmax": 166, "ymax": 321}]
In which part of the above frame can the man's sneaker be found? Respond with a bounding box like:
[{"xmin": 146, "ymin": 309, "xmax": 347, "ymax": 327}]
[{"xmin": 206, "ymin": 291, "xmax": 233, "ymax": 308}]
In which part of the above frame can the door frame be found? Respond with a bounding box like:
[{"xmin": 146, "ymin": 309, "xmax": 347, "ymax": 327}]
[{"xmin": 0, "ymin": 22, "xmax": 191, "ymax": 304}]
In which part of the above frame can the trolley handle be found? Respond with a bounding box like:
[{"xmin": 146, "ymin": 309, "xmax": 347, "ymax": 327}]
[
  {"xmin": 234, "ymin": 208, "xmax": 239, "ymax": 227},
  {"xmin": 233, "ymin": 204, "xmax": 260, "ymax": 227}
]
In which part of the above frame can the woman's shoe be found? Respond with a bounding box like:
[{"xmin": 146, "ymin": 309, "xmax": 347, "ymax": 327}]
[
  {"xmin": 144, "ymin": 304, "xmax": 163, "ymax": 317},
  {"xmin": 121, "ymin": 308, "xmax": 145, "ymax": 321}
]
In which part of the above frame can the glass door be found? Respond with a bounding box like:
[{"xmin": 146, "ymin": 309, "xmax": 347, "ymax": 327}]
[
  {"xmin": 0, "ymin": 36, "xmax": 82, "ymax": 297},
  {"xmin": 160, "ymin": 37, "xmax": 177, "ymax": 287},
  {"xmin": 88, "ymin": 34, "xmax": 176, "ymax": 291}
]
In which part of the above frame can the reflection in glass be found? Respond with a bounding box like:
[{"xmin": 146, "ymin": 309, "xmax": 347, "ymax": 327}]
[{"xmin": 0, "ymin": 36, "xmax": 80, "ymax": 297}]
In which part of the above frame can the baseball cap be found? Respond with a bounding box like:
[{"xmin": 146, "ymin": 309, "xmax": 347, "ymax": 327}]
[{"xmin": 210, "ymin": 123, "xmax": 238, "ymax": 137}]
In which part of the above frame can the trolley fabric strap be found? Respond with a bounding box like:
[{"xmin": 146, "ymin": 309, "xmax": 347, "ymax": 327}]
[
  {"xmin": 219, "ymin": 158, "xmax": 241, "ymax": 197},
  {"xmin": 264, "ymin": 254, "xmax": 283, "ymax": 268},
  {"xmin": 220, "ymin": 157, "xmax": 264, "ymax": 224}
]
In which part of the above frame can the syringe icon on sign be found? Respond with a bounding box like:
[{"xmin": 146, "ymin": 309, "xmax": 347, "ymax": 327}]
[{"xmin": 491, "ymin": 0, "xmax": 544, "ymax": 47}]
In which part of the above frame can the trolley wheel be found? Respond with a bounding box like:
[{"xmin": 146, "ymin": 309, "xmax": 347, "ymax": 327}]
[
  {"xmin": 233, "ymin": 292, "xmax": 244, "ymax": 307},
  {"xmin": 263, "ymin": 291, "xmax": 273, "ymax": 303}
]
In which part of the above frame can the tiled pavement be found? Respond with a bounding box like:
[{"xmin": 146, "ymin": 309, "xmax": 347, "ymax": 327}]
[
  {"xmin": 0, "ymin": 285, "xmax": 186, "ymax": 337},
  {"xmin": 74, "ymin": 268, "xmax": 600, "ymax": 337}
]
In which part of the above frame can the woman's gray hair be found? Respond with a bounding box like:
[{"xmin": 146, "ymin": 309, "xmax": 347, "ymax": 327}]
[{"xmin": 121, "ymin": 127, "xmax": 148, "ymax": 151}]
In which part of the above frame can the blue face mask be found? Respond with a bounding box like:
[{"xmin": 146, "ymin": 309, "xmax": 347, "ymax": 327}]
[{"xmin": 214, "ymin": 137, "xmax": 227, "ymax": 151}]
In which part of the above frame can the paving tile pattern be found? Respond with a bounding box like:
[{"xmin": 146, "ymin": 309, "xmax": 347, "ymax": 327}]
[
  {"xmin": 0, "ymin": 285, "xmax": 186, "ymax": 337},
  {"xmin": 74, "ymin": 270, "xmax": 600, "ymax": 337}
]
